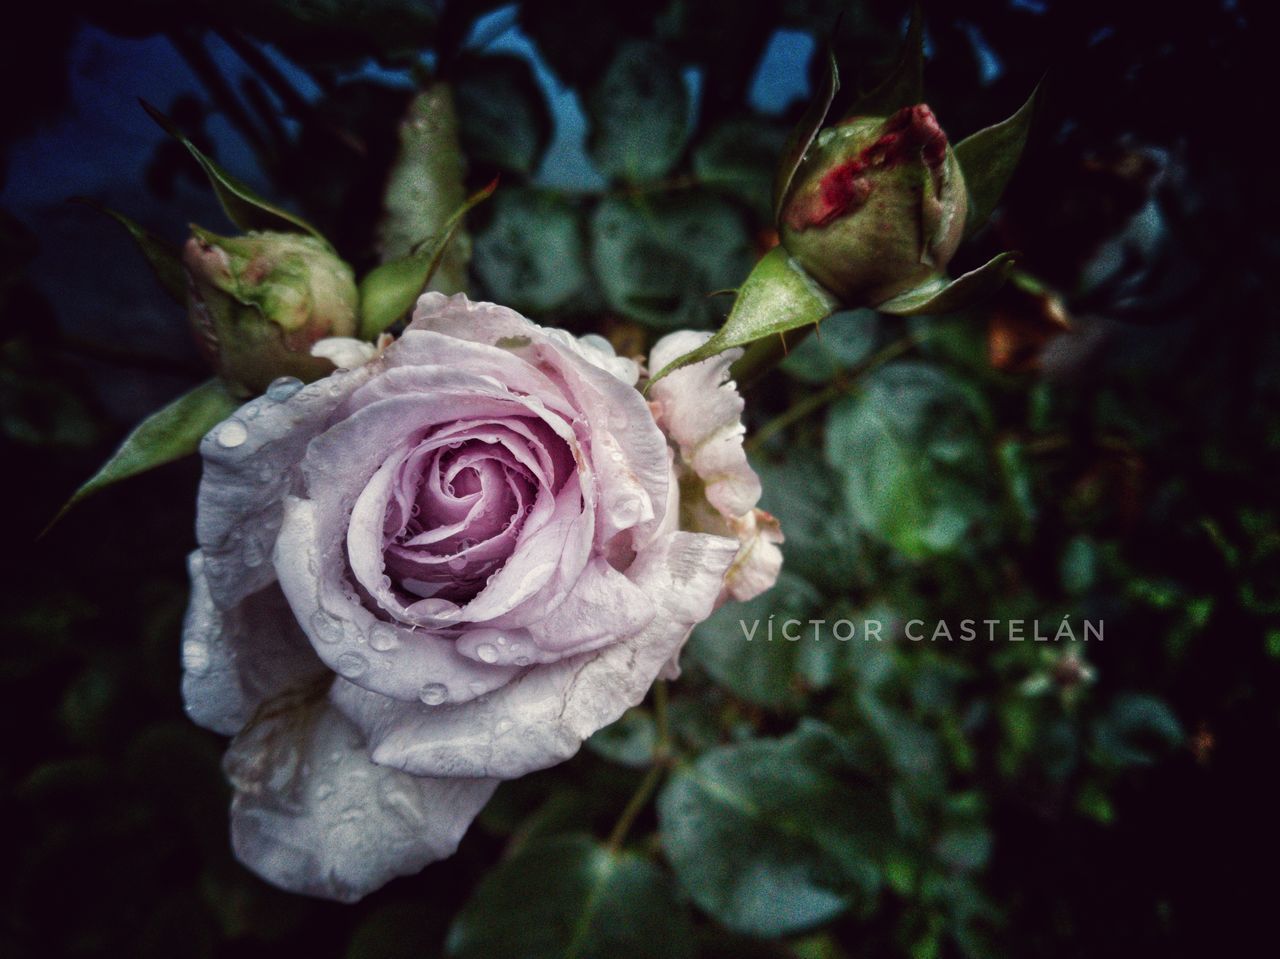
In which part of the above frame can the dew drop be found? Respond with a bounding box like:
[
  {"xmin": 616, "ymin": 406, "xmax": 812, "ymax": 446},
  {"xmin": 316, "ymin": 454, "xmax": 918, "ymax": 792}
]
[
  {"xmin": 309, "ymin": 611, "xmax": 343, "ymax": 644},
  {"xmin": 368, "ymin": 624, "xmax": 398, "ymax": 652},
  {"xmin": 469, "ymin": 680, "xmax": 488, "ymax": 695},
  {"xmin": 336, "ymin": 652, "xmax": 368, "ymax": 678},
  {"xmin": 611, "ymin": 494, "xmax": 643, "ymax": 525},
  {"xmin": 514, "ymin": 655, "xmax": 531, "ymax": 667},
  {"xmin": 182, "ymin": 640, "xmax": 209, "ymax": 675},
  {"xmin": 315, "ymin": 782, "xmax": 335, "ymax": 801},
  {"xmin": 266, "ymin": 375, "xmax": 304, "ymax": 402},
  {"xmin": 475, "ymin": 643, "xmax": 498, "ymax": 664},
  {"xmin": 494, "ymin": 717, "xmax": 513, "ymax": 736},
  {"xmin": 418, "ymin": 682, "xmax": 448, "ymax": 705},
  {"xmin": 216, "ymin": 420, "xmax": 248, "ymax": 449},
  {"xmin": 242, "ymin": 536, "xmax": 266, "ymax": 568}
]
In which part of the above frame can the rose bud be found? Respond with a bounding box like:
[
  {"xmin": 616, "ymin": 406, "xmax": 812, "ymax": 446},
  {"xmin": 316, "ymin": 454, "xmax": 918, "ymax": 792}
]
[
  {"xmin": 183, "ymin": 228, "xmax": 359, "ymax": 395},
  {"xmin": 779, "ymin": 104, "xmax": 967, "ymax": 305}
]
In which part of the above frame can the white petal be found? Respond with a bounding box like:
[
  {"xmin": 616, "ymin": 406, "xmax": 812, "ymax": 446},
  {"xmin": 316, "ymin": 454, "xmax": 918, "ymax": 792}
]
[
  {"xmin": 196, "ymin": 364, "xmax": 373, "ymax": 609},
  {"xmin": 225, "ymin": 697, "xmax": 497, "ymax": 903},
  {"xmin": 648, "ymin": 330, "xmax": 761, "ymax": 518},
  {"xmin": 181, "ymin": 550, "xmax": 327, "ymax": 736},
  {"xmin": 311, "ymin": 336, "xmax": 379, "ymax": 370},
  {"xmin": 329, "ymin": 530, "xmax": 738, "ymax": 779},
  {"xmin": 722, "ymin": 508, "xmax": 785, "ymax": 603}
]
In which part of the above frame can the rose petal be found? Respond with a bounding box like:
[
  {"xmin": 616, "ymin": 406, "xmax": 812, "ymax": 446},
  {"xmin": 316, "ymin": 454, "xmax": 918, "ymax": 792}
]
[
  {"xmin": 196, "ymin": 365, "xmax": 373, "ymax": 608},
  {"xmin": 225, "ymin": 697, "xmax": 497, "ymax": 903},
  {"xmin": 276, "ymin": 497, "xmax": 520, "ymax": 705},
  {"xmin": 648, "ymin": 330, "xmax": 761, "ymax": 518},
  {"xmin": 410, "ymin": 295, "xmax": 670, "ymax": 546},
  {"xmin": 181, "ymin": 550, "xmax": 328, "ymax": 736},
  {"xmin": 722, "ymin": 508, "xmax": 785, "ymax": 603},
  {"xmin": 329, "ymin": 530, "xmax": 738, "ymax": 779},
  {"xmin": 412, "ymin": 292, "xmax": 640, "ymax": 386}
]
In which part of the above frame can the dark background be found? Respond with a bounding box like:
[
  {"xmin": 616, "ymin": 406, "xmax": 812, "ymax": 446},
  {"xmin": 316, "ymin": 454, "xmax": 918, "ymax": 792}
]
[{"xmin": 2, "ymin": 1, "xmax": 1276, "ymax": 957}]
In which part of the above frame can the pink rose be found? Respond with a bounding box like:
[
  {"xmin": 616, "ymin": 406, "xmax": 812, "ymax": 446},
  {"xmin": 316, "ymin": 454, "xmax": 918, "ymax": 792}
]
[{"xmin": 182, "ymin": 293, "xmax": 781, "ymax": 901}]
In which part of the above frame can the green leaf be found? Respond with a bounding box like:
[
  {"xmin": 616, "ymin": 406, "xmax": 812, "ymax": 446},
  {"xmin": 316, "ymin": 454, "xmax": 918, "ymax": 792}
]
[
  {"xmin": 71, "ymin": 198, "xmax": 186, "ymax": 304},
  {"xmin": 825, "ymin": 362, "xmax": 995, "ymax": 559},
  {"xmin": 378, "ymin": 84, "xmax": 470, "ymax": 293},
  {"xmin": 345, "ymin": 902, "xmax": 448, "ymax": 959},
  {"xmin": 446, "ymin": 834, "xmax": 694, "ymax": 959},
  {"xmin": 780, "ymin": 309, "xmax": 879, "ymax": 383},
  {"xmin": 140, "ymin": 100, "xmax": 326, "ymax": 242},
  {"xmin": 845, "ymin": 4, "xmax": 924, "ymax": 119},
  {"xmin": 658, "ymin": 721, "xmax": 892, "ymax": 937},
  {"xmin": 875, "ymin": 252, "xmax": 1017, "ymax": 316},
  {"xmin": 752, "ymin": 452, "xmax": 865, "ymax": 591},
  {"xmin": 49, "ymin": 379, "xmax": 238, "ymax": 529},
  {"xmin": 591, "ymin": 192, "xmax": 752, "ymax": 330},
  {"xmin": 455, "ymin": 54, "xmax": 553, "ymax": 175},
  {"xmin": 472, "ymin": 188, "xmax": 587, "ymax": 314},
  {"xmin": 586, "ymin": 41, "xmax": 690, "ymax": 183},
  {"xmin": 773, "ymin": 46, "xmax": 839, "ymax": 221},
  {"xmin": 689, "ymin": 571, "xmax": 825, "ymax": 708},
  {"xmin": 694, "ymin": 118, "xmax": 789, "ymax": 221},
  {"xmin": 955, "ymin": 83, "xmax": 1041, "ymax": 239},
  {"xmin": 647, "ymin": 246, "xmax": 836, "ymax": 387},
  {"xmin": 1093, "ymin": 694, "xmax": 1184, "ymax": 768},
  {"xmin": 358, "ymin": 179, "xmax": 496, "ymax": 340},
  {"xmin": 586, "ymin": 708, "xmax": 658, "ymax": 769}
]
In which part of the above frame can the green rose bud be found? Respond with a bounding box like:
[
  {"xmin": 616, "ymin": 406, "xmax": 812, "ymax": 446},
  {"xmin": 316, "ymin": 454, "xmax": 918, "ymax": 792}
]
[
  {"xmin": 183, "ymin": 229, "xmax": 359, "ymax": 395},
  {"xmin": 779, "ymin": 104, "xmax": 967, "ymax": 305}
]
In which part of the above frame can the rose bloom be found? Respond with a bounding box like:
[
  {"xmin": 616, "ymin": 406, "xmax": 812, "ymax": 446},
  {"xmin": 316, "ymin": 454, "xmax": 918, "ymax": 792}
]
[{"xmin": 182, "ymin": 293, "xmax": 782, "ymax": 901}]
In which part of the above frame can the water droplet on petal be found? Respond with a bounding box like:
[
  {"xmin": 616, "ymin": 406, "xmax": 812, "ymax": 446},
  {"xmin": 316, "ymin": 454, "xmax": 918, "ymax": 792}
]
[
  {"xmin": 418, "ymin": 682, "xmax": 448, "ymax": 705},
  {"xmin": 514, "ymin": 655, "xmax": 531, "ymax": 667},
  {"xmin": 336, "ymin": 652, "xmax": 368, "ymax": 678},
  {"xmin": 242, "ymin": 536, "xmax": 266, "ymax": 568},
  {"xmin": 368, "ymin": 624, "xmax": 398, "ymax": 651},
  {"xmin": 610, "ymin": 494, "xmax": 643, "ymax": 526},
  {"xmin": 468, "ymin": 680, "xmax": 487, "ymax": 695},
  {"xmin": 216, "ymin": 420, "xmax": 248, "ymax": 448},
  {"xmin": 266, "ymin": 376, "xmax": 304, "ymax": 402},
  {"xmin": 475, "ymin": 643, "xmax": 498, "ymax": 664},
  {"xmin": 309, "ymin": 611, "xmax": 343, "ymax": 644},
  {"xmin": 182, "ymin": 640, "xmax": 209, "ymax": 675},
  {"xmin": 494, "ymin": 717, "xmax": 513, "ymax": 736}
]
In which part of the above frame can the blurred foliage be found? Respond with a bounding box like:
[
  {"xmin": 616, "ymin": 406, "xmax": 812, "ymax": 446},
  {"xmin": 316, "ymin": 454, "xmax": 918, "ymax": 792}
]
[{"xmin": 3, "ymin": 1, "xmax": 1277, "ymax": 957}]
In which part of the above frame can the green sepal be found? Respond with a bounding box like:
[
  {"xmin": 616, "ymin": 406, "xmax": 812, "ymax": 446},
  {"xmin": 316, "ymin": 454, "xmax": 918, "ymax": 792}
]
[
  {"xmin": 844, "ymin": 4, "xmax": 924, "ymax": 119},
  {"xmin": 71, "ymin": 198, "xmax": 186, "ymax": 304},
  {"xmin": 955, "ymin": 82, "xmax": 1042, "ymax": 239},
  {"xmin": 876, "ymin": 251, "xmax": 1017, "ymax": 316},
  {"xmin": 358, "ymin": 179, "xmax": 497, "ymax": 340},
  {"xmin": 647, "ymin": 246, "xmax": 837, "ymax": 389},
  {"xmin": 47, "ymin": 379, "xmax": 239, "ymax": 532},
  {"xmin": 772, "ymin": 46, "xmax": 839, "ymax": 222},
  {"xmin": 140, "ymin": 99, "xmax": 327, "ymax": 243}
]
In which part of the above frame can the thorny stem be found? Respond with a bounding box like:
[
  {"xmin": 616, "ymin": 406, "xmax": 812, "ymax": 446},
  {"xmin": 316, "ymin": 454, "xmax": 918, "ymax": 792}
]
[
  {"xmin": 744, "ymin": 329, "xmax": 931, "ymax": 454},
  {"xmin": 605, "ymin": 680, "xmax": 672, "ymax": 853}
]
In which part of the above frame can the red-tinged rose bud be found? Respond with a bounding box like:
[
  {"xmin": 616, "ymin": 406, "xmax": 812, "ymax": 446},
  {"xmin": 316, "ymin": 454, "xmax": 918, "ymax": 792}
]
[
  {"xmin": 779, "ymin": 104, "xmax": 968, "ymax": 304},
  {"xmin": 183, "ymin": 229, "xmax": 359, "ymax": 395}
]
